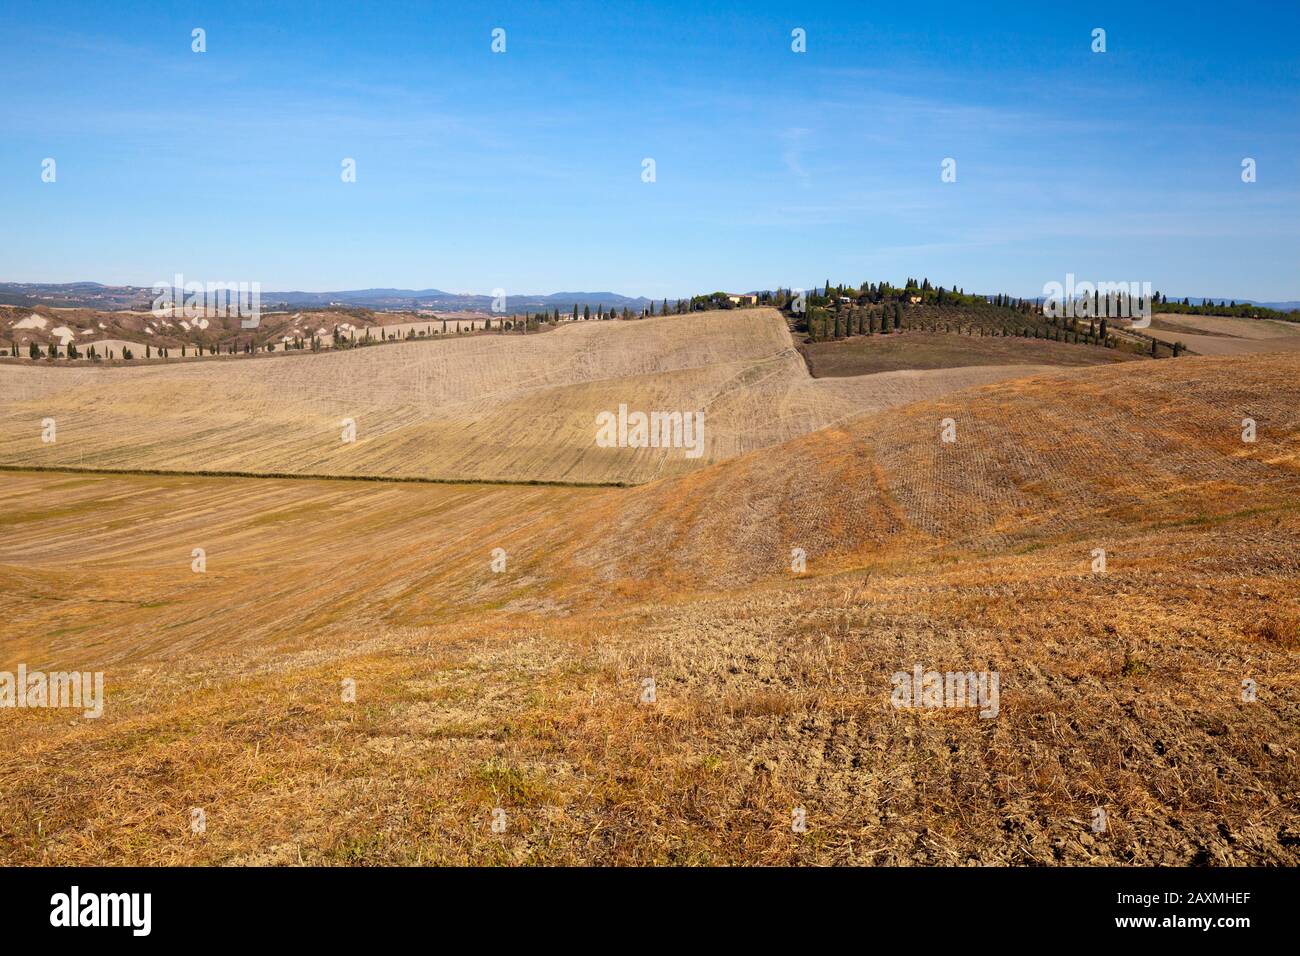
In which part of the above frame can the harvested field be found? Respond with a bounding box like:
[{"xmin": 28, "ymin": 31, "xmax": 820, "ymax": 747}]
[
  {"xmin": 0, "ymin": 309, "xmax": 1055, "ymax": 485},
  {"xmin": 0, "ymin": 471, "xmax": 598, "ymax": 669},
  {"xmin": 2, "ymin": 351, "xmax": 1298, "ymax": 865},
  {"xmin": 1145, "ymin": 313, "xmax": 1300, "ymax": 356},
  {"xmin": 565, "ymin": 350, "xmax": 1300, "ymax": 588},
  {"xmin": 801, "ymin": 330, "xmax": 1135, "ymax": 377},
  {"xmin": 1153, "ymin": 313, "xmax": 1300, "ymax": 340}
]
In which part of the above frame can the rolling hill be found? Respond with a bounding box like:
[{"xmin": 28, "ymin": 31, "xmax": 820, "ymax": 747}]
[
  {"xmin": 1, "ymin": 332, "xmax": 1297, "ymax": 866},
  {"xmin": 0, "ymin": 308, "xmax": 1057, "ymax": 485},
  {"xmin": 563, "ymin": 349, "xmax": 1300, "ymax": 587}
]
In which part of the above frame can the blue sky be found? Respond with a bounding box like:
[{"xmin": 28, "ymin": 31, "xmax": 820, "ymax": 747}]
[{"xmin": 2, "ymin": 0, "xmax": 1298, "ymax": 299}]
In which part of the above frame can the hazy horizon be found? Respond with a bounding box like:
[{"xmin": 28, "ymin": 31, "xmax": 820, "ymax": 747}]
[{"xmin": 2, "ymin": 277, "xmax": 1297, "ymax": 307}]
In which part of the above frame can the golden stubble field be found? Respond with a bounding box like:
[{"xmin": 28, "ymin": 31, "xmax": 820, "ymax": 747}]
[
  {"xmin": 0, "ymin": 309, "xmax": 1058, "ymax": 485},
  {"xmin": 1145, "ymin": 312, "xmax": 1300, "ymax": 356},
  {"xmin": 1, "ymin": 348, "xmax": 1298, "ymax": 864}
]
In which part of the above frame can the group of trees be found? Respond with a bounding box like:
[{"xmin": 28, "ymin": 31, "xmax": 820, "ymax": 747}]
[
  {"xmin": 14, "ymin": 340, "xmax": 125, "ymax": 361},
  {"xmin": 1154, "ymin": 296, "xmax": 1297, "ymax": 323},
  {"xmin": 805, "ymin": 303, "xmax": 904, "ymax": 341},
  {"xmin": 7, "ymin": 335, "xmax": 293, "ymax": 362},
  {"xmin": 566, "ymin": 293, "xmax": 763, "ymax": 315},
  {"xmin": 563, "ymin": 299, "xmax": 685, "ymax": 319},
  {"xmin": 780, "ymin": 279, "xmax": 1040, "ymax": 315},
  {"xmin": 785, "ymin": 277, "xmax": 1183, "ymax": 358}
]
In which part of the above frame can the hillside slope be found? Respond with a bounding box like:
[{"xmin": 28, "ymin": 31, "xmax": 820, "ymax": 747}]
[
  {"xmin": 0, "ymin": 309, "xmax": 1054, "ymax": 484},
  {"xmin": 2, "ymin": 352, "xmax": 1298, "ymax": 865},
  {"xmin": 565, "ymin": 350, "xmax": 1300, "ymax": 587}
]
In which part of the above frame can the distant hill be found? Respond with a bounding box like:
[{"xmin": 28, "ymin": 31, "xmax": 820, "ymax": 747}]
[
  {"xmin": 7, "ymin": 281, "xmax": 1295, "ymax": 314},
  {"xmin": 0, "ymin": 282, "xmax": 657, "ymax": 314},
  {"xmin": 1234, "ymin": 300, "xmax": 1300, "ymax": 311}
]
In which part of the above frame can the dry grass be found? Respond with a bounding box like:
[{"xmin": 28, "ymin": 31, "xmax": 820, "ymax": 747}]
[
  {"xmin": 0, "ymin": 309, "xmax": 1057, "ymax": 485},
  {"xmin": 1, "ymin": 351, "xmax": 1298, "ymax": 865},
  {"xmin": 1145, "ymin": 313, "xmax": 1300, "ymax": 356},
  {"xmin": 801, "ymin": 330, "xmax": 1135, "ymax": 377},
  {"xmin": 1, "ymin": 504, "xmax": 1296, "ymax": 865},
  {"xmin": 562, "ymin": 350, "xmax": 1300, "ymax": 589}
]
